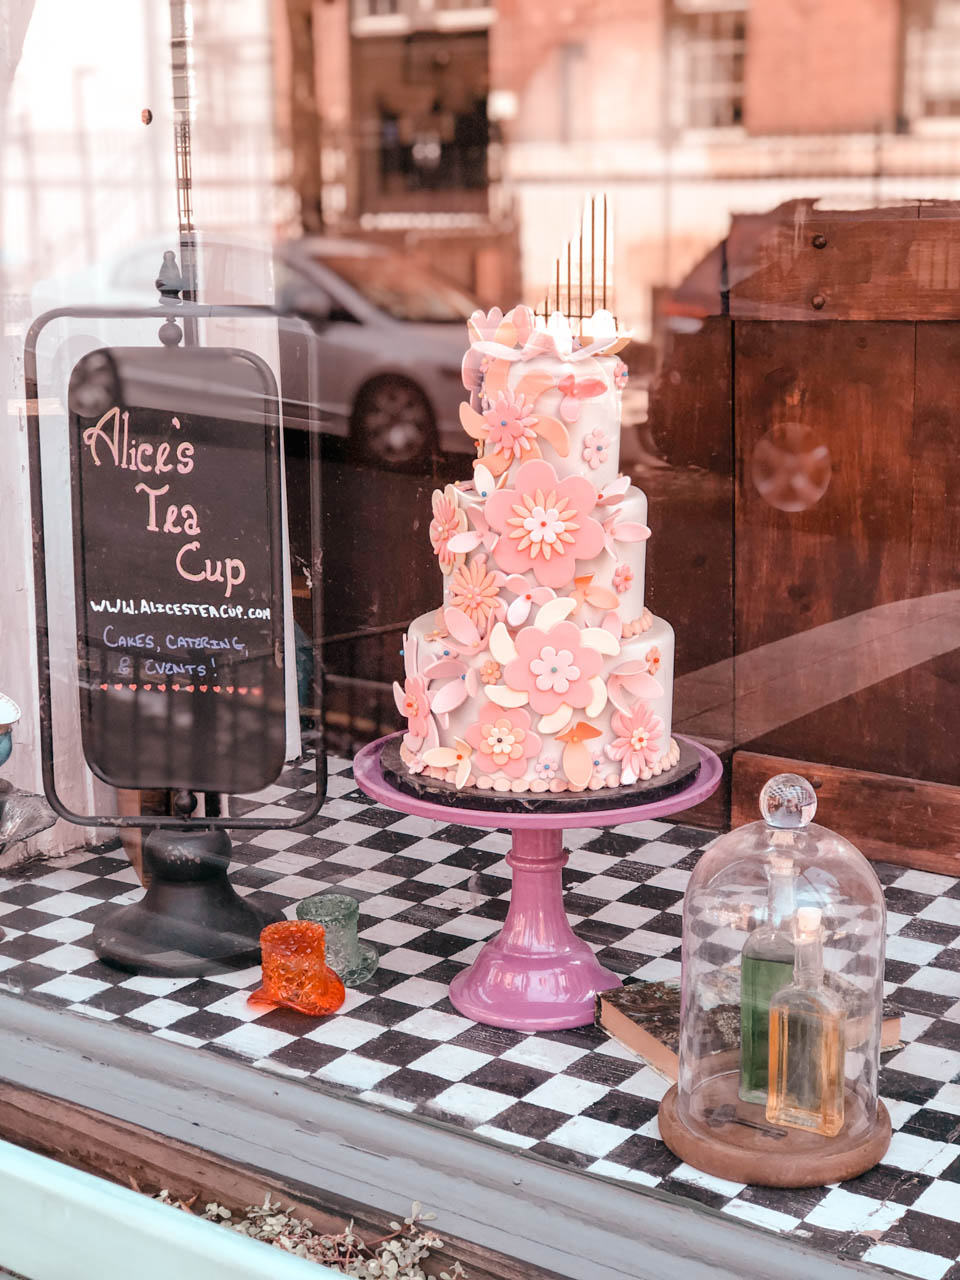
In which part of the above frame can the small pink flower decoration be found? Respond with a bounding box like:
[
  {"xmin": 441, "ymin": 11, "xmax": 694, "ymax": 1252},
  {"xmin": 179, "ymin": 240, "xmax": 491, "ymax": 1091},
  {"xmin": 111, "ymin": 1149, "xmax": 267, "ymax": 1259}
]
[
  {"xmin": 484, "ymin": 392, "xmax": 539, "ymax": 460},
  {"xmin": 606, "ymin": 704, "xmax": 665, "ymax": 783},
  {"xmin": 612, "ymin": 563, "xmax": 633, "ymax": 594},
  {"xmin": 530, "ymin": 645, "xmax": 581, "ymax": 695},
  {"xmin": 448, "ymin": 554, "xmax": 504, "ymax": 634},
  {"xmin": 502, "ymin": 574, "xmax": 555, "ymax": 627},
  {"xmin": 558, "ymin": 372, "xmax": 607, "ymax": 424},
  {"xmin": 505, "ymin": 620, "xmax": 603, "ymax": 716},
  {"xmin": 393, "ymin": 633, "xmax": 439, "ymax": 756},
  {"xmin": 533, "ymin": 757, "xmax": 558, "ymax": 780},
  {"xmin": 645, "ymin": 645, "xmax": 661, "ymax": 675},
  {"xmin": 602, "ymin": 512, "xmax": 651, "ymax": 558},
  {"xmin": 480, "ymin": 660, "xmax": 502, "ymax": 684},
  {"xmin": 460, "ymin": 373, "xmax": 569, "ymax": 477},
  {"xmin": 581, "ymin": 428, "xmax": 609, "ymax": 470},
  {"xmin": 464, "ymin": 705, "xmax": 540, "ymax": 779},
  {"xmin": 614, "ymin": 360, "xmax": 629, "ymax": 390},
  {"xmin": 429, "ymin": 485, "xmax": 467, "ymax": 576},
  {"xmin": 485, "ymin": 459, "xmax": 605, "ymax": 590}
]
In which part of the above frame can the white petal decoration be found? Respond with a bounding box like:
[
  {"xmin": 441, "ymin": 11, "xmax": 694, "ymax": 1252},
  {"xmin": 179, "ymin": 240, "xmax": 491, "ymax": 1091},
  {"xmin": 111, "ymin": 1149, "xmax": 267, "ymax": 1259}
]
[
  {"xmin": 506, "ymin": 595, "xmax": 533, "ymax": 627},
  {"xmin": 580, "ymin": 627, "xmax": 621, "ymax": 655},
  {"xmin": 537, "ymin": 703, "xmax": 573, "ymax": 734},
  {"xmin": 489, "ymin": 621, "xmax": 518, "ymax": 664},
  {"xmin": 534, "ymin": 596, "xmax": 577, "ymax": 631},
  {"xmin": 422, "ymin": 747, "xmax": 461, "ymax": 768},
  {"xmin": 403, "ymin": 633, "xmax": 419, "ymax": 679},
  {"xmin": 473, "ymin": 464, "xmax": 497, "ymax": 500},
  {"xmin": 585, "ymin": 677, "xmax": 607, "ymax": 718},
  {"xmin": 485, "ymin": 685, "xmax": 529, "ymax": 708},
  {"xmin": 620, "ymin": 764, "xmax": 638, "ymax": 785},
  {"xmin": 392, "ymin": 681, "xmax": 407, "ymax": 717},
  {"xmin": 607, "ymin": 678, "xmax": 631, "ymax": 715}
]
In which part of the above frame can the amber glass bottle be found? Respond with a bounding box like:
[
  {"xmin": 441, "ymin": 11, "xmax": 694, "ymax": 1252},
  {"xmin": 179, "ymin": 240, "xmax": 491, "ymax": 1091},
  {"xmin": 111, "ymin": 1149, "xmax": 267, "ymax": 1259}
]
[{"xmin": 767, "ymin": 906, "xmax": 845, "ymax": 1137}]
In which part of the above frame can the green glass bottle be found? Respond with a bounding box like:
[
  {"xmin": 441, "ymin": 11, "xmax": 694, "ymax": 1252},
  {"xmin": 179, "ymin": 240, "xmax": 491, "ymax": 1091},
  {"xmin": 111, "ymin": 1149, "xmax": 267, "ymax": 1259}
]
[{"xmin": 739, "ymin": 854, "xmax": 796, "ymax": 1104}]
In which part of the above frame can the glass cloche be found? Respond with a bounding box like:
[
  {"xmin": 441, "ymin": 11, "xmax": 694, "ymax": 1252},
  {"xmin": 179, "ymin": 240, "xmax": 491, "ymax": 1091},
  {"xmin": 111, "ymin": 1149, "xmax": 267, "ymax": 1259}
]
[{"xmin": 658, "ymin": 773, "xmax": 891, "ymax": 1187}]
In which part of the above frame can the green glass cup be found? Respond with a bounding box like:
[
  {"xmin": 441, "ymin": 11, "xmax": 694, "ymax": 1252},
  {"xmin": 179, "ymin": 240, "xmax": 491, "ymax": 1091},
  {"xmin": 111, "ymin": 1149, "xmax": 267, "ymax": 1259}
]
[{"xmin": 295, "ymin": 892, "xmax": 378, "ymax": 986}]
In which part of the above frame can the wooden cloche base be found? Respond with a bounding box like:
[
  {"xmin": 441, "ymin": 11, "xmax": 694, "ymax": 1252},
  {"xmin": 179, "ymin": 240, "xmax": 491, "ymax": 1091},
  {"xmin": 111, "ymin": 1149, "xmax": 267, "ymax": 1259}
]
[{"xmin": 658, "ymin": 1083, "xmax": 892, "ymax": 1188}]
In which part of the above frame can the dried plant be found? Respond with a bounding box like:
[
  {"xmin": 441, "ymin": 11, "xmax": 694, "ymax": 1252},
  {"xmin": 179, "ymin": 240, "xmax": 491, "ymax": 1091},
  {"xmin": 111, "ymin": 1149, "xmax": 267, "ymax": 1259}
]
[{"xmin": 154, "ymin": 1192, "xmax": 467, "ymax": 1279}]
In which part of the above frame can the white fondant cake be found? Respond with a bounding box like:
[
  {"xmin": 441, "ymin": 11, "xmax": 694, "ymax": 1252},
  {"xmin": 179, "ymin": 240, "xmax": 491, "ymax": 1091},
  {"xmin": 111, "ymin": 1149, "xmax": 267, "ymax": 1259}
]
[{"xmin": 394, "ymin": 305, "xmax": 677, "ymax": 794}]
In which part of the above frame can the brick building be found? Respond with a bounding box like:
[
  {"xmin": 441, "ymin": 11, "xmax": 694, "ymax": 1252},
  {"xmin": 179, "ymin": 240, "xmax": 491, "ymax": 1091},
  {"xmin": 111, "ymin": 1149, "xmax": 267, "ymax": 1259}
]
[{"xmin": 306, "ymin": 0, "xmax": 960, "ymax": 330}]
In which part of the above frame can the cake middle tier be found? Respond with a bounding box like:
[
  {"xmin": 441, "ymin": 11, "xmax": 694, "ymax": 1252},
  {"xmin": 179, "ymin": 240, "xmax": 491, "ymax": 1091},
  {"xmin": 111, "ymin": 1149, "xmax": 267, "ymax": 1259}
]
[{"xmin": 443, "ymin": 480, "xmax": 650, "ymax": 631}]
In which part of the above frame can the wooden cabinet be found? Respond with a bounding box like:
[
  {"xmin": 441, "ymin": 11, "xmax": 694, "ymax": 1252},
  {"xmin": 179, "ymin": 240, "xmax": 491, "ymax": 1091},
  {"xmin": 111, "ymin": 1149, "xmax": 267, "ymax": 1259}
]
[{"xmin": 648, "ymin": 201, "xmax": 960, "ymax": 872}]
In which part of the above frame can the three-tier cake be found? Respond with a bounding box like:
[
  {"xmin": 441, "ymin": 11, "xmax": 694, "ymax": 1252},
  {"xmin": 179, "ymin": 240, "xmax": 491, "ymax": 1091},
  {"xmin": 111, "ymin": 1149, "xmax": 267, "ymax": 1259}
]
[{"xmin": 395, "ymin": 304, "xmax": 677, "ymax": 795}]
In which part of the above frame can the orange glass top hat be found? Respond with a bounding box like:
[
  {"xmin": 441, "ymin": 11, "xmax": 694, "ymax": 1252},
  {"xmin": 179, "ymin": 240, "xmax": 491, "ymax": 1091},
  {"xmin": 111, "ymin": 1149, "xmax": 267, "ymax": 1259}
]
[{"xmin": 248, "ymin": 920, "xmax": 345, "ymax": 1016}]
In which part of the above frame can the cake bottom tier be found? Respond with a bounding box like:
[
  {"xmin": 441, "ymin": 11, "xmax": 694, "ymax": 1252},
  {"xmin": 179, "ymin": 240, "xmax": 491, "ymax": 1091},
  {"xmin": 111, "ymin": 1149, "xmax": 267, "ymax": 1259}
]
[{"xmin": 401, "ymin": 609, "xmax": 677, "ymax": 795}]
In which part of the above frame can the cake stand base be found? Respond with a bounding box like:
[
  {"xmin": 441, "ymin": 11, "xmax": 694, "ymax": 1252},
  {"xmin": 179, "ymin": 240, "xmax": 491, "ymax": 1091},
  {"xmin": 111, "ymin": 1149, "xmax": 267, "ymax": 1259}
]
[
  {"xmin": 449, "ymin": 827, "xmax": 621, "ymax": 1031},
  {"xmin": 658, "ymin": 1083, "xmax": 892, "ymax": 1188},
  {"xmin": 354, "ymin": 733, "xmax": 723, "ymax": 1032}
]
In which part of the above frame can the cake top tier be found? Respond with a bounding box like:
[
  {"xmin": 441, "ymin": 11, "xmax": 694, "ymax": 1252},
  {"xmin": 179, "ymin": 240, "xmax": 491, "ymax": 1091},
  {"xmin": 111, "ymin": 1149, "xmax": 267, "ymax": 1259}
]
[{"xmin": 460, "ymin": 305, "xmax": 630, "ymax": 489}]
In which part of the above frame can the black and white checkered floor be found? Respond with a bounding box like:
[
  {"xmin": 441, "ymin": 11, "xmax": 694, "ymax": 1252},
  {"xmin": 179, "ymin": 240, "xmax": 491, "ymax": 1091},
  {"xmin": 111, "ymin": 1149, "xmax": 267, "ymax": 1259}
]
[{"xmin": 1, "ymin": 755, "xmax": 959, "ymax": 1279}]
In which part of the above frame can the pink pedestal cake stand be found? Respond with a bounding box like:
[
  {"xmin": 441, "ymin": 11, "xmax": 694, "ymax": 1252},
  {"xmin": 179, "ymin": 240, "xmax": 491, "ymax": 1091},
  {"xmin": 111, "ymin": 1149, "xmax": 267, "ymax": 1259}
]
[{"xmin": 354, "ymin": 733, "xmax": 722, "ymax": 1031}]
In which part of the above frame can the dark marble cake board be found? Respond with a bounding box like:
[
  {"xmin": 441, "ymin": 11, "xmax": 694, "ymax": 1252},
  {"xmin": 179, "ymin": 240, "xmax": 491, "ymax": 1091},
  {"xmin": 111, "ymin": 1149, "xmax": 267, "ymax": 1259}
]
[{"xmin": 380, "ymin": 735, "xmax": 701, "ymax": 815}]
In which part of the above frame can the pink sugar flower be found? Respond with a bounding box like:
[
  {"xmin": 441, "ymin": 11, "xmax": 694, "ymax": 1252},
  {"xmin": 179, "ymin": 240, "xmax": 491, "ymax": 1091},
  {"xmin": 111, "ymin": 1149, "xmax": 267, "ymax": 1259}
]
[
  {"xmin": 505, "ymin": 619, "xmax": 603, "ymax": 717},
  {"xmin": 463, "ymin": 705, "xmax": 540, "ymax": 779},
  {"xmin": 612, "ymin": 563, "xmax": 633, "ymax": 594},
  {"xmin": 485, "ymin": 459, "xmax": 605, "ymax": 590},
  {"xmin": 614, "ymin": 360, "xmax": 629, "ymax": 390},
  {"xmin": 392, "ymin": 633, "xmax": 439, "ymax": 756},
  {"xmin": 483, "ymin": 392, "xmax": 539, "ymax": 461},
  {"xmin": 429, "ymin": 485, "xmax": 467, "ymax": 576},
  {"xmin": 533, "ymin": 757, "xmax": 558, "ymax": 780},
  {"xmin": 396, "ymin": 675, "xmax": 430, "ymax": 740},
  {"xmin": 645, "ymin": 645, "xmax": 661, "ymax": 675},
  {"xmin": 581, "ymin": 428, "xmax": 610, "ymax": 470},
  {"xmin": 606, "ymin": 704, "xmax": 665, "ymax": 784},
  {"xmin": 448, "ymin": 553, "xmax": 504, "ymax": 634}
]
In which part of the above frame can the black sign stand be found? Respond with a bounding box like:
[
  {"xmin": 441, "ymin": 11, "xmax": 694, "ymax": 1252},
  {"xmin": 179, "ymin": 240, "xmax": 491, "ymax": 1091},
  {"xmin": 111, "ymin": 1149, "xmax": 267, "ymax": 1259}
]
[{"xmin": 22, "ymin": 281, "xmax": 325, "ymax": 977}]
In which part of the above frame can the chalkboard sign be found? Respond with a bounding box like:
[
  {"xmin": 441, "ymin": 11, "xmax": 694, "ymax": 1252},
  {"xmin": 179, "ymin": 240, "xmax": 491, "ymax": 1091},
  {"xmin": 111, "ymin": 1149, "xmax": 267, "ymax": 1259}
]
[{"xmin": 69, "ymin": 345, "xmax": 286, "ymax": 794}]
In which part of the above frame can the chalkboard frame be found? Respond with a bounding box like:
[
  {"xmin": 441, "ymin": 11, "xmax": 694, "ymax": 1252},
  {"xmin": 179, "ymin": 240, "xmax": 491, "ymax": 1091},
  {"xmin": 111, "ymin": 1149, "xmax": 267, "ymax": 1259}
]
[
  {"xmin": 23, "ymin": 302, "xmax": 326, "ymax": 830},
  {"xmin": 69, "ymin": 343, "xmax": 288, "ymax": 795}
]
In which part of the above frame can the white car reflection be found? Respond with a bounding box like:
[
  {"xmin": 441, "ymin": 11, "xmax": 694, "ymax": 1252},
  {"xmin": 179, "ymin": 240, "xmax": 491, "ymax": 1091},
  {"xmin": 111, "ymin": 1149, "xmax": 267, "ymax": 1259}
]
[{"xmin": 32, "ymin": 235, "xmax": 478, "ymax": 467}]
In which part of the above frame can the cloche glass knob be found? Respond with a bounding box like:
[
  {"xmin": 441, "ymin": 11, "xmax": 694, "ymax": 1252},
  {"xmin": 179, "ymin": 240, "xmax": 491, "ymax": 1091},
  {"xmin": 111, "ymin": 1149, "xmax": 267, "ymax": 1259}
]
[{"xmin": 759, "ymin": 772, "xmax": 817, "ymax": 829}]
